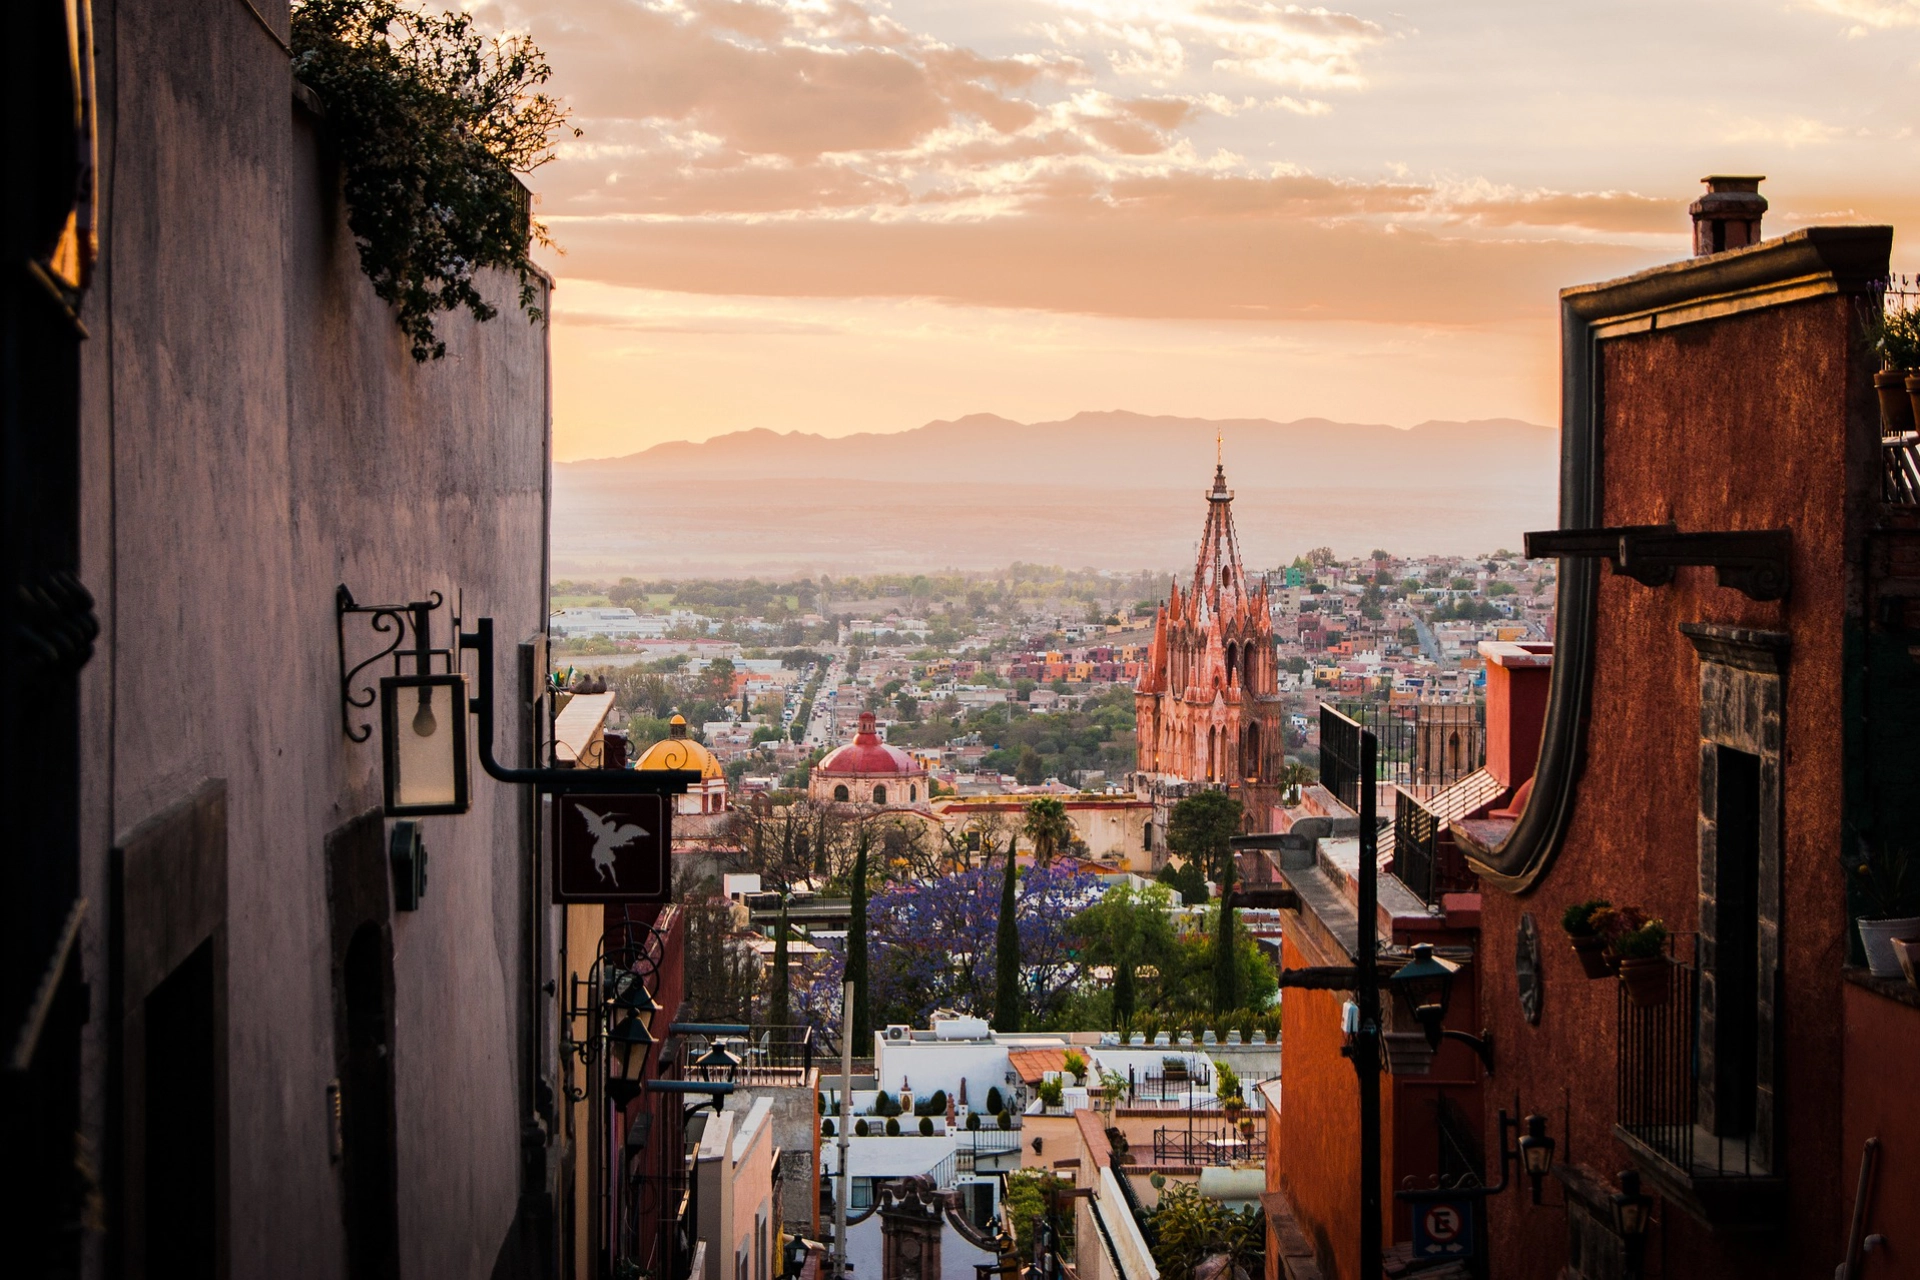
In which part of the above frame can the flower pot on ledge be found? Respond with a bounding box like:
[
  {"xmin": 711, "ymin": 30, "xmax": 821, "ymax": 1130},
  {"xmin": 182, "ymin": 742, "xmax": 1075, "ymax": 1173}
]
[
  {"xmin": 1858, "ymin": 915, "xmax": 1920, "ymax": 979},
  {"xmin": 1879, "ymin": 370, "xmax": 1917, "ymax": 436},
  {"xmin": 1569, "ymin": 933, "xmax": 1615, "ymax": 980},
  {"xmin": 1618, "ymin": 957, "xmax": 1671, "ymax": 1007}
]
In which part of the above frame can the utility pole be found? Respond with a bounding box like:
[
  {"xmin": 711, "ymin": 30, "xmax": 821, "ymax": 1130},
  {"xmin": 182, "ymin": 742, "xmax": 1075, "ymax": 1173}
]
[
  {"xmin": 834, "ymin": 978, "xmax": 854, "ymax": 1279},
  {"xmin": 1354, "ymin": 728, "xmax": 1381, "ymax": 1280}
]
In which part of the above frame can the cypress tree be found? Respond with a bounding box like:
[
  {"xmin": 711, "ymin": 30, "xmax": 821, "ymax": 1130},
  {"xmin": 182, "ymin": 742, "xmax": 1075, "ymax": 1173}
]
[
  {"xmin": 848, "ymin": 833, "xmax": 871, "ymax": 1051},
  {"xmin": 994, "ymin": 843, "xmax": 1022, "ymax": 1031},
  {"xmin": 1213, "ymin": 847, "xmax": 1239, "ymax": 1015},
  {"xmin": 769, "ymin": 897, "xmax": 791, "ymax": 1028},
  {"xmin": 1113, "ymin": 935, "xmax": 1137, "ymax": 1028}
]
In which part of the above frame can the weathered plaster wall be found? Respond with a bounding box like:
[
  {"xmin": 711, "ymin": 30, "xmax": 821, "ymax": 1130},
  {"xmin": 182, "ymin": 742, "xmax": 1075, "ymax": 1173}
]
[
  {"xmin": 1272, "ymin": 934, "xmax": 1394, "ymax": 1280},
  {"xmin": 74, "ymin": 2, "xmax": 552, "ymax": 1276},
  {"xmin": 1841, "ymin": 983, "xmax": 1920, "ymax": 1277},
  {"xmin": 1478, "ymin": 292, "xmax": 1867, "ymax": 1277}
]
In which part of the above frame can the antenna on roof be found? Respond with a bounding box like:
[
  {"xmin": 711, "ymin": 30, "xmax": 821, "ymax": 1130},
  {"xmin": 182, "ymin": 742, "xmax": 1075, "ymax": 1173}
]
[{"xmin": 1216, "ymin": 426, "xmax": 1222, "ymax": 469}]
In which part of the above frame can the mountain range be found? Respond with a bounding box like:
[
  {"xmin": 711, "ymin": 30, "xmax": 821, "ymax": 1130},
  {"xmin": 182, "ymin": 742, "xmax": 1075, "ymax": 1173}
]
[{"xmin": 551, "ymin": 411, "xmax": 1560, "ymax": 577}]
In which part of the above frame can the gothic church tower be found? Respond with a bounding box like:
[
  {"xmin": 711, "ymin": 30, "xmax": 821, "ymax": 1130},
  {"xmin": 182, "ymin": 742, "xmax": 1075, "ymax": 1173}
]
[{"xmin": 1134, "ymin": 461, "xmax": 1285, "ymax": 854}]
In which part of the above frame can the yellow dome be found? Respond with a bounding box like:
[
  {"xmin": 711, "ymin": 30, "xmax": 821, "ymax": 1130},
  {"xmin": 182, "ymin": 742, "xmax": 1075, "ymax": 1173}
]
[{"xmin": 635, "ymin": 716, "xmax": 725, "ymax": 780}]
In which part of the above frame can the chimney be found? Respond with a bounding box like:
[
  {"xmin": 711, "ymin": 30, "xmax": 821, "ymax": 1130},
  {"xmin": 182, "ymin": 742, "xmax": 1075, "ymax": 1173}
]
[{"xmin": 1690, "ymin": 175, "xmax": 1766, "ymax": 257}]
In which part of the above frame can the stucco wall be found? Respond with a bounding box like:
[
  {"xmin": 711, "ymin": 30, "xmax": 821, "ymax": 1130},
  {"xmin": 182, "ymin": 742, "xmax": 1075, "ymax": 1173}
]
[
  {"xmin": 74, "ymin": 3, "xmax": 553, "ymax": 1276},
  {"xmin": 1272, "ymin": 934, "xmax": 1394, "ymax": 1280},
  {"xmin": 1841, "ymin": 983, "xmax": 1920, "ymax": 1276},
  {"xmin": 1477, "ymin": 292, "xmax": 1865, "ymax": 1276}
]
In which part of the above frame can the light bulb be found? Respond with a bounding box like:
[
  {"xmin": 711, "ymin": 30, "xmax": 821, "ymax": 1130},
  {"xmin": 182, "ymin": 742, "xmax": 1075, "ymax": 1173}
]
[{"xmin": 412, "ymin": 692, "xmax": 438, "ymax": 738}]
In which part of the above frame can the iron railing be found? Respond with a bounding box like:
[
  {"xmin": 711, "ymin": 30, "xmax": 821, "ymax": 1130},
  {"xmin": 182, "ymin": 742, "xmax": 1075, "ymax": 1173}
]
[
  {"xmin": 1323, "ymin": 701, "xmax": 1485, "ymax": 802},
  {"xmin": 677, "ymin": 1024, "xmax": 815, "ymax": 1085},
  {"xmin": 1390, "ymin": 771, "xmax": 1503, "ymax": 904},
  {"xmin": 1320, "ymin": 704, "xmax": 1365, "ymax": 811},
  {"xmin": 1152, "ymin": 1121, "xmax": 1265, "ymax": 1166},
  {"xmin": 1615, "ymin": 937, "xmax": 1766, "ymax": 1180},
  {"xmin": 1127, "ymin": 1064, "xmax": 1213, "ymax": 1102}
]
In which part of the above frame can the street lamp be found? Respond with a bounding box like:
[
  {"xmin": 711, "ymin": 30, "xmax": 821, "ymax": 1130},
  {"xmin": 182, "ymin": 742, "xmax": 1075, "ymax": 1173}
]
[
  {"xmin": 1517, "ymin": 1113, "xmax": 1557, "ymax": 1203},
  {"xmin": 607, "ymin": 1012, "xmax": 654, "ymax": 1106},
  {"xmin": 1386, "ymin": 943, "xmax": 1494, "ymax": 1072},
  {"xmin": 1610, "ymin": 1169, "xmax": 1651, "ymax": 1276}
]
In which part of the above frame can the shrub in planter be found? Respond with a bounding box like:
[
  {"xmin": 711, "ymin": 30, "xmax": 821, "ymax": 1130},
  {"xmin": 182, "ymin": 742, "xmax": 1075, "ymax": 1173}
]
[
  {"xmin": 986, "ymin": 1086, "xmax": 1004, "ymax": 1115},
  {"xmin": 966, "ymin": 1111, "xmax": 981, "ymax": 1131},
  {"xmin": 855, "ymin": 1119, "xmax": 869, "ymax": 1137},
  {"xmin": 1561, "ymin": 898, "xmax": 1616, "ymax": 979},
  {"xmin": 1062, "ymin": 1050, "xmax": 1088, "ymax": 1083},
  {"xmin": 997, "ymin": 1109, "xmax": 1012, "ymax": 1131},
  {"xmin": 885, "ymin": 1117, "xmax": 901, "ymax": 1137},
  {"xmin": 1037, "ymin": 1078, "xmax": 1064, "ymax": 1111},
  {"xmin": 919, "ymin": 1117, "xmax": 934, "ymax": 1136},
  {"xmin": 822, "ymin": 1120, "xmax": 835, "ymax": 1137},
  {"xmin": 1595, "ymin": 907, "xmax": 1671, "ymax": 1007},
  {"xmin": 1867, "ymin": 302, "xmax": 1920, "ymax": 434}
]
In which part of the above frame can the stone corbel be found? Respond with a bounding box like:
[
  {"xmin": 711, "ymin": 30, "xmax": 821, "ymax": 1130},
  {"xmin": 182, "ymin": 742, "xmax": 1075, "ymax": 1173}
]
[{"xmin": 1523, "ymin": 525, "xmax": 1791, "ymax": 602}]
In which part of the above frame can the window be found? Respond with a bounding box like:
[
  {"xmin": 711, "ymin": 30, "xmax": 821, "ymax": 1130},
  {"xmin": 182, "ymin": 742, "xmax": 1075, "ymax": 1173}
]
[
  {"xmin": 833, "ymin": 784, "xmax": 849, "ymax": 802},
  {"xmin": 909, "ymin": 785, "xmax": 917, "ymax": 801},
  {"xmin": 873, "ymin": 784, "xmax": 888, "ymax": 804}
]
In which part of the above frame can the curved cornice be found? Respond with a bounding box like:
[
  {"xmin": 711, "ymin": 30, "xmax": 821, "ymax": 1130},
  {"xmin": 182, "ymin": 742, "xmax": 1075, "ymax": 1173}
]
[{"xmin": 1465, "ymin": 226, "xmax": 1890, "ymax": 894}]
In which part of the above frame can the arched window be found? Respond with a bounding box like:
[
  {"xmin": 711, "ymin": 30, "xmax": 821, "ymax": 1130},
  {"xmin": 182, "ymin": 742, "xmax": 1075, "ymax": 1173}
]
[
  {"xmin": 1222, "ymin": 567, "xmax": 1231, "ymax": 587},
  {"xmin": 1245, "ymin": 722, "xmax": 1261, "ymax": 780},
  {"xmin": 873, "ymin": 785, "xmax": 888, "ymax": 805},
  {"xmin": 833, "ymin": 784, "xmax": 849, "ymax": 802},
  {"xmin": 909, "ymin": 785, "xmax": 918, "ymax": 801},
  {"xmin": 1225, "ymin": 643, "xmax": 1238, "ymax": 685}
]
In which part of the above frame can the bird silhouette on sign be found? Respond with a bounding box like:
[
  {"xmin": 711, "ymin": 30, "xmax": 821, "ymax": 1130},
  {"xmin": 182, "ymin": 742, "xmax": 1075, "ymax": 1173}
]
[{"xmin": 576, "ymin": 806, "xmax": 650, "ymax": 886}]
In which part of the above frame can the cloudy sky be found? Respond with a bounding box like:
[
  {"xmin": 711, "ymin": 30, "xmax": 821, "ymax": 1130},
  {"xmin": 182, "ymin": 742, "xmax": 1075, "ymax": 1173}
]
[{"xmin": 503, "ymin": 0, "xmax": 1920, "ymax": 460}]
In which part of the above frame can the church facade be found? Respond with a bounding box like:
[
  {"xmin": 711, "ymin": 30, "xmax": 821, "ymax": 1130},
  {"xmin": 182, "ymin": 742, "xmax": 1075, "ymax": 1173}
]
[{"xmin": 1133, "ymin": 463, "xmax": 1285, "ymax": 854}]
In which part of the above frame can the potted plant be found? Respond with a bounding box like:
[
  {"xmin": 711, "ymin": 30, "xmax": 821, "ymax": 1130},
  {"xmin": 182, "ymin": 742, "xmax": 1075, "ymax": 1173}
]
[
  {"xmin": 1594, "ymin": 907, "xmax": 1671, "ymax": 1007},
  {"xmin": 1062, "ymin": 1050, "xmax": 1088, "ymax": 1086},
  {"xmin": 1037, "ymin": 1078, "xmax": 1064, "ymax": 1112},
  {"xmin": 1561, "ymin": 898, "xmax": 1616, "ymax": 979},
  {"xmin": 1852, "ymin": 841, "xmax": 1920, "ymax": 978},
  {"xmin": 1866, "ymin": 299, "xmax": 1920, "ymax": 435}
]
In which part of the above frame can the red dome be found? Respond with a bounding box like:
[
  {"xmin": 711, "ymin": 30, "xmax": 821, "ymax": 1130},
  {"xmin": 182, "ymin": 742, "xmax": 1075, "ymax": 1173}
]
[{"xmin": 817, "ymin": 712, "xmax": 923, "ymax": 776}]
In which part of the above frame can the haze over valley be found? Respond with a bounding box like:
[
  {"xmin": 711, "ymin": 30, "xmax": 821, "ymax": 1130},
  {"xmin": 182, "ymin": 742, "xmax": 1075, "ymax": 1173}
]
[{"xmin": 552, "ymin": 411, "xmax": 1558, "ymax": 576}]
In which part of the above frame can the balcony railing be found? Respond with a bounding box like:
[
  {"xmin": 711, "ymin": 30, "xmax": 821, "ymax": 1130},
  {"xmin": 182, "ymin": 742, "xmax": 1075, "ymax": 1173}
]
[
  {"xmin": 1322, "ymin": 701, "xmax": 1486, "ymax": 809},
  {"xmin": 1615, "ymin": 941, "xmax": 1768, "ymax": 1182},
  {"xmin": 1151, "ymin": 1121, "xmax": 1265, "ymax": 1166},
  {"xmin": 1390, "ymin": 770, "xmax": 1503, "ymax": 905},
  {"xmin": 676, "ymin": 1024, "xmax": 815, "ymax": 1085}
]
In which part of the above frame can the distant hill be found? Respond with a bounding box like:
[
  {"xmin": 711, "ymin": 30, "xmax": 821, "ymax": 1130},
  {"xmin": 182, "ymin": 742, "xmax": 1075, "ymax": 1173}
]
[{"xmin": 552, "ymin": 412, "xmax": 1559, "ymax": 576}]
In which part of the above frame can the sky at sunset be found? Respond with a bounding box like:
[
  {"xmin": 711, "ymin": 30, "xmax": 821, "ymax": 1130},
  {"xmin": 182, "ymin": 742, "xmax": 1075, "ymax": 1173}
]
[{"xmin": 504, "ymin": 0, "xmax": 1920, "ymax": 461}]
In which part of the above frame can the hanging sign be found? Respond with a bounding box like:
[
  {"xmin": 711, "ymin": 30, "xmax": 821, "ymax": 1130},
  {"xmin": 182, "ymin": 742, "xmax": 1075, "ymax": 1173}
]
[
  {"xmin": 552, "ymin": 792, "xmax": 671, "ymax": 903},
  {"xmin": 1410, "ymin": 1197, "xmax": 1475, "ymax": 1260}
]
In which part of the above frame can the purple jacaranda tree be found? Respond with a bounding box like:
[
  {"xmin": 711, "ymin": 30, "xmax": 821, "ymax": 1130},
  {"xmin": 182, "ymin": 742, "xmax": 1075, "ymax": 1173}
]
[{"xmin": 795, "ymin": 864, "xmax": 1102, "ymax": 1040}]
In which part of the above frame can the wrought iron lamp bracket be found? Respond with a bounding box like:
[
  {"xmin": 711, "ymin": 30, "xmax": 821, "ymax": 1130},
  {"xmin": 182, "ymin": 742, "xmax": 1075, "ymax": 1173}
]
[
  {"xmin": 1523, "ymin": 525, "xmax": 1791, "ymax": 602},
  {"xmin": 335, "ymin": 584, "xmax": 454, "ymax": 742}
]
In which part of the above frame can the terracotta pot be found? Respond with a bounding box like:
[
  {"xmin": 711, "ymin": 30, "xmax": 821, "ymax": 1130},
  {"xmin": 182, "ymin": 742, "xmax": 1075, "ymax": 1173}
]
[
  {"xmin": 1877, "ymin": 370, "xmax": 1915, "ymax": 436},
  {"xmin": 1858, "ymin": 916, "xmax": 1920, "ymax": 978},
  {"xmin": 1569, "ymin": 932, "xmax": 1615, "ymax": 980},
  {"xmin": 1618, "ymin": 956, "xmax": 1672, "ymax": 1007}
]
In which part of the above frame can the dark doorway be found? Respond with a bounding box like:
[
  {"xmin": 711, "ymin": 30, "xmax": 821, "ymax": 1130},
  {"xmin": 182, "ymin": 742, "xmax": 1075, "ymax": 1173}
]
[
  {"xmin": 1710, "ymin": 745, "xmax": 1761, "ymax": 1137},
  {"xmin": 145, "ymin": 940, "xmax": 218, "ymax": 1278},
  {"xmin": 342, "ymin": 923, "xmax": 401, "ymax": 1280}
]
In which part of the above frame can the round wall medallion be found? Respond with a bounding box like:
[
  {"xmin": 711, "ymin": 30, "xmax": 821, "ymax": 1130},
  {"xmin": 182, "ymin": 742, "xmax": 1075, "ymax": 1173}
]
[{"xmin": 1516, "ymin": 913, "xmax": 1542, "ymax": 1025}]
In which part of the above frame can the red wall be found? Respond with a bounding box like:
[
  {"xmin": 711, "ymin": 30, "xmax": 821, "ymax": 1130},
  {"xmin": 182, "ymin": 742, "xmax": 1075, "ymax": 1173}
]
[
  {"xmin": 1275, "ymin": 933, "xmax": 1395, "ymax": 1280},
  {"xmin": 1477, "ymin": 293, "xmax": 1863, "ymax": 1276},
  {"xmin": 1842, "ymin": 983, "xmax": 1920, "ymax": 1276}
]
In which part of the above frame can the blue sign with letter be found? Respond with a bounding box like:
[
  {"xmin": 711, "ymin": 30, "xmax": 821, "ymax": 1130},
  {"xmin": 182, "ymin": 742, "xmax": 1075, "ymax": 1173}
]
[{"xmin": 1410, "ymin": 1198, "xmax": 1475, "ymax": 1260}]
